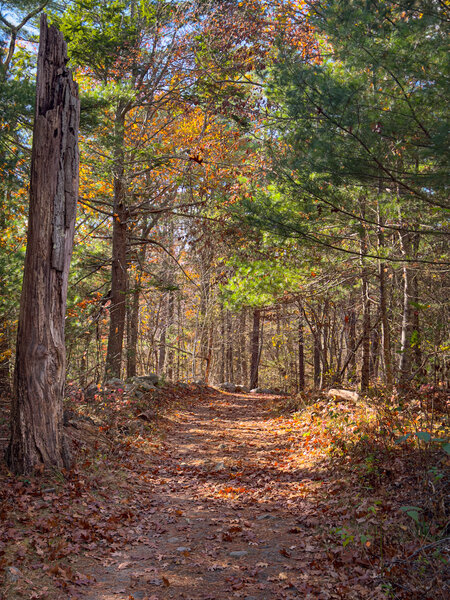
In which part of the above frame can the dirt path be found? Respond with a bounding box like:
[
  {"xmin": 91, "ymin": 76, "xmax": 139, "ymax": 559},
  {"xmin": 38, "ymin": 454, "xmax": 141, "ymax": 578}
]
[{"xmin": 74, "ymin": 390, "xmax": 384, "ymax": 600}]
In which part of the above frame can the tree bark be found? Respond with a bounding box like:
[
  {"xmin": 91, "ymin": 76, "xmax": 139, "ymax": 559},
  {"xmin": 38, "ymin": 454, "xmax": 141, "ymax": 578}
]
[
  {"xmin": 250, "ymin": 308, "xmax": 261, "ymax": 389},
  {"xmin": 6, "ymin": 15, "xmax": 79, "ymax": 474},
  {"xmin": 322, "ymin": 301, "xmax": 329, "ymax": 386},
  {"xmin": 411, "ymin": 234, "xmax": 422, "ymax": 378},
  {"xmin": 412, "ymin": 267, "xmax": 422, "ymax": 376},
  {"xmin": 219, "ymin": 305, "xmax": 225, "ymax": 381},
  {"xmin": 360, "ymin": 255, "xmax": 371, "ymax": 393},
  {"xmin": 398, "ymin": 230, "xmax": 413, "ymax": 387},
  {"xmin": 126, "ymin": 273, "xmax": 140, "ymax": 378},
  {"xmin": 347, "ymin": 308, "xmax": 357, "ymax": 382},
  {"xmin": 226, "ymin": 311, "xmax": 233, "ymax": 382},
  {"xmin": 377, "ymin": 205, "xmax": 393, "ymax": 388},
  {"xmin": 240, "ymin": 309, "xmax": 247, "ymax": 385},
  {"xmin": 298, "ymin": 304, "xmax": 305, "ymax": 391},
  {"xmin": 313, "ymin": 334, "xmax": 321, "ymax": 389},
  {"xmin": 0, "ymin": 316, "xmax": 10, "ymax": 392},
  {"xmin": 167, "ymin": 292, "xmax": 174, "ymax": 380},
  {"xmin": 105, "ymin": 102, "xmax": 128, "ymax": 379}
]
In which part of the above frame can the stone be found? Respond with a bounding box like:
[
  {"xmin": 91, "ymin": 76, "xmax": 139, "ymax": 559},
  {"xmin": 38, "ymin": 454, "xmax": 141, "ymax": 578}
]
[
  {"xmin": 250, "ymin": 387, "xmax": 278, "ymax": 394},
  {"xmin": 143, "ymin": 373, "xmax": 159, "ymax": 384},
  {"xmin": 6, "ymin": 566, "xmax": 22, "ymax": 583},
  {"xmin": 176, "ymin": 546, "xmax": 191, "ymax": 552},
  {"xmin": 106, "ymin": 378, "xmax": 125, "ymax": 388},
  {"xmin": 168, "ymin": 537, "xmax": 180, "ymax": 543},
  {"xmin": 235, "ymin": 385, "xmax": 249, "ymax": 393},
  {"xmin": 213, "ymin": 461, "xmax": 225, "ymax": 471},
  {"xmin": 217, "ymin": 382, "xmax": 236, "ymax": 393},
  {"xmin": 229, "ymin": 550, "xmax": 248, "ymax": 558},
  {"xmin": 139, "ymin": 381, "xmax": 156, "ymax": 391},
  {"xmin": 327, "ymin": 388, "xmax": 359, "ymax": 402},
  {"xmin": 63, "ymin": 409, "xmax": 95, "ymax": 428}
]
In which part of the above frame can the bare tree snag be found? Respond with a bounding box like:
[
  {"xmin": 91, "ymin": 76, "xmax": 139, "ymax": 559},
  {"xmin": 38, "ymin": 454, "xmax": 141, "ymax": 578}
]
[{"xmin": 6, "ymin": 15, "xmax": 79, "ymax": 475}]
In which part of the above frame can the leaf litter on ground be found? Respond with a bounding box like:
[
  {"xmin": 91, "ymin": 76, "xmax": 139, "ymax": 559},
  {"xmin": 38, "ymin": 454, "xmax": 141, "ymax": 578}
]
[{"xmin": 0, "ymin": 383, "xmax": 448, "ymax": 599}]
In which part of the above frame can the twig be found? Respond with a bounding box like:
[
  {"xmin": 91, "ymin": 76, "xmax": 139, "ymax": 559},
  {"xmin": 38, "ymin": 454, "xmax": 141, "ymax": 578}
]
[{"xmin": 388, "ymin": 537, "xmax": 450, "ymax": 564}]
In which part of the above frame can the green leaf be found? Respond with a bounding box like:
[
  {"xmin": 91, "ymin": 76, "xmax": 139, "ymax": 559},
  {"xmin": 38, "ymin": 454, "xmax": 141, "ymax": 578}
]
[
  {"xmin": 407, "ymin": 510, "xmax": 420, "ymax": 524},
  {"xmin": 416, "ymin": 431, "xmax": 431, "ymax": 442},
  {"xmin": 442, "ymin": 443, "xmax": 450, "ymax": 456},
  {"xmin": 400, "ymin": 506, "xmax": 422, "ymax": 524}
]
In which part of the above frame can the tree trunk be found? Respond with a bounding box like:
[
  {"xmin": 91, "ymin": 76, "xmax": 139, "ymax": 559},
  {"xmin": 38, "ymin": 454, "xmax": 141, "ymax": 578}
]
[
  {"xmin": 167, "ymin": 292, "xmax": 174, "ymax": 380},
  {"xmin": 370, "ymin": 324, "xmax": 380, "ymax": 381},
  {"xmin": 298, "ymin": 304, "xmax": 305, "ymax": 391},
  {"xmin": 105, "ymin": 102, "xmax": 128, "ymax": 379},
  {"xmin": 226, "ymin": 311, "xmax": 233, "ymax": 382},
  {"xmin": 322, "ymin": 301, "xmax": 329, "ymax": 385},
  {"xmin": 240, "ymin": 309, "xmax": 247, "ymax": 385},
  {"xmin": 412, "ymin": 269, "xmax": 422, "ymax": 375},
  {"xmin": 377, "ymin": 204, "xmax": 393, "ymax": 388},
  {"xmin": 250, "ymin": 308, "xmax": 261, "ymax": 389},
  {"xmin": 126, "ymin": 274, "xmax": 140, "ymax": 378},
  {"xmin": 398, "ymin": 230, "xmax": 413, "ymax": 387},
  {"xmin": 204, "ymin": 326, "xmax": 213, "ymax": 384},
  {"xmin": 235, "ymin": 317, "xmax": 242, "ymax": 385},
  {"xmin": 313, "ymin": 334, "xmax": 321, "ymax": 389},
  {"xmin": 0, "ymin": 316, "xmax": 10, "ymax": 392},
  {"xmin": 219, "ymin": 306, "xmax": 225, "ymax": 381},
  {"xmin": 360, "ymin": 251, "xmax": 371, "ymax": 393},
  {"xmin": 158, "ymin": 325, "xmax": 167, "ymax": 375},
  {"xmin": 411, "ymin": 235, "xmax": 422, "ymax": 378},
  {"xmin": 347, "ymin": 308, "xmax": 357, "ymax": 382},
  {"xmin": 6, "ymin": 15, "xmax": 79, "ymax": 474}
]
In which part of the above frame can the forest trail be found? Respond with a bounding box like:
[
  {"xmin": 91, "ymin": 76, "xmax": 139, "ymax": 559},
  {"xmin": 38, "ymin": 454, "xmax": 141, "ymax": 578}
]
[{"xmin": 75, "ymin": 389, "xmax": 385, "ymax": 600}]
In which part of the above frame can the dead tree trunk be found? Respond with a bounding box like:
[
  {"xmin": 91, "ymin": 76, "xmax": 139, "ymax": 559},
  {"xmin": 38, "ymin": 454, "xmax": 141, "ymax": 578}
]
[{"xmin": 6, "ymin": 15, "xmax": 79, "ymax": 474}]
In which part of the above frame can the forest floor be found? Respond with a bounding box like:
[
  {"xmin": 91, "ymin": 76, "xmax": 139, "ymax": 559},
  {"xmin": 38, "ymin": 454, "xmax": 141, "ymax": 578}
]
[{"xmin": 0, "ymin": 385, "xmax": 448, "ymax": 600}]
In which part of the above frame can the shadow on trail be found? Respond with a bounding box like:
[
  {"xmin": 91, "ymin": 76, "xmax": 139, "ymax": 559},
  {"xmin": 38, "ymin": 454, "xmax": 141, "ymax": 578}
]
[{"xmin": 77, "ymin": 389, "xmax": 385, "ymax": 600}]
